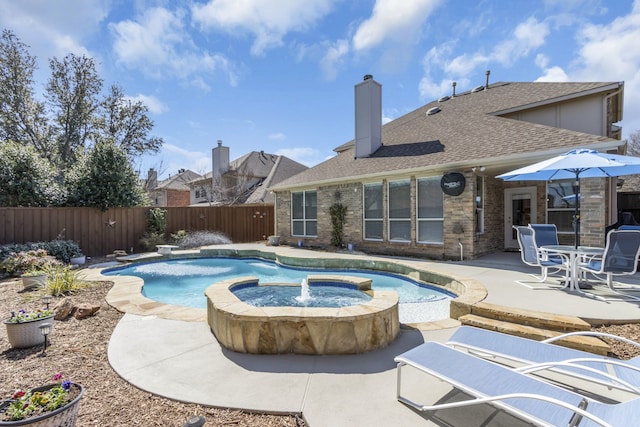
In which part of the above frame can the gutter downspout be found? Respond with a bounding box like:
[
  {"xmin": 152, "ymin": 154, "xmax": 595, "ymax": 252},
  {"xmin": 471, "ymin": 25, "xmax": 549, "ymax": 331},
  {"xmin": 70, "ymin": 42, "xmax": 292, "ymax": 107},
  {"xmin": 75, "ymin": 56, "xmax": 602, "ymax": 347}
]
[{"xmin": 458, "ymin": 239, "xmax": 463, "ymax": 261}]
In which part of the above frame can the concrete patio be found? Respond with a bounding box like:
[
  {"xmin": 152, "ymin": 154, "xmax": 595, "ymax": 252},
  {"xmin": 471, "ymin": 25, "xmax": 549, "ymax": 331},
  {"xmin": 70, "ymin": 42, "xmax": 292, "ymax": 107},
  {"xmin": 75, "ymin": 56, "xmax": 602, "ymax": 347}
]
[{"xmin": 98, "ymin": 245, "xmax": 640, "ymax": 426}]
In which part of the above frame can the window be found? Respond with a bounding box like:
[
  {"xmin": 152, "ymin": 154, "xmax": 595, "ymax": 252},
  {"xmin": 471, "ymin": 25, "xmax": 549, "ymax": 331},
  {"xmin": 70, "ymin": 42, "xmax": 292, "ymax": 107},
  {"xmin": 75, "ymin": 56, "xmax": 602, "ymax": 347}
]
[
  {"xmin": 476, "ymin": 176, "xmax": 485, "ymax": 233},
  {"xmin": 416, "ymin": 177, "xmax": 444, "ymax": 243},
  {"xmin": 388, "ymin": 180, "xmax": 411, "ymax": 241},
  {"xmin": 547, "ymin": 180, "xmax": 577, "ymax": 233},
  {"xmin": 364, "ymin": 183, "xmax": 383, "ymax": 240},
  {"xmin": 291, "ymin": 191, "xmax": 317, "ymax": 236}
]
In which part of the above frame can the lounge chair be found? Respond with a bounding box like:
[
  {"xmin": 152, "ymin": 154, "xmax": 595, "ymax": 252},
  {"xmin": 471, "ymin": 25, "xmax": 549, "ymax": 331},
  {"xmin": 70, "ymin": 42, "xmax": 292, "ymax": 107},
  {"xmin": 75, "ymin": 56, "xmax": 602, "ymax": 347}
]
[
  {"xmin": 395, "ymin": 341, "xmax": 637, "ymax": 427},
  {"xmin": 578, "ymin": 229, "xmax": 640, "ymax": 300},
  {"xmin": 447, "ymin": 326, "xmax": 640, "ymax": 396},
  {"xmin": 513, "ymin": 225, "xmax": 569, "ymax": 288}
]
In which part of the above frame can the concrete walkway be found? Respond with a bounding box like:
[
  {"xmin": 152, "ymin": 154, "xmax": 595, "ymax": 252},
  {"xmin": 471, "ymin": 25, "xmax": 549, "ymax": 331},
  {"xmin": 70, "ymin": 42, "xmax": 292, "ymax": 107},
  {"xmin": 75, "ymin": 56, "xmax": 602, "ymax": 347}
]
[{"xmin": 103, "ymin": 246, "xmax": 640, "ymax": 426}]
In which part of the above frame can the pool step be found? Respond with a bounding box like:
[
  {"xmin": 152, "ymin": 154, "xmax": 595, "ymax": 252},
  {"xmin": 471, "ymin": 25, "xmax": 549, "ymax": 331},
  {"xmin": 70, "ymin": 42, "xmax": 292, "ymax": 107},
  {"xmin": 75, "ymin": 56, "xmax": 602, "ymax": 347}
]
[
  {"xmin": 453, "ymin": 301, "xmax": 609, "ymax": 355},
  {"xmin": 466, "ymin": 301, "xmax": 591, "ymax": 332}
]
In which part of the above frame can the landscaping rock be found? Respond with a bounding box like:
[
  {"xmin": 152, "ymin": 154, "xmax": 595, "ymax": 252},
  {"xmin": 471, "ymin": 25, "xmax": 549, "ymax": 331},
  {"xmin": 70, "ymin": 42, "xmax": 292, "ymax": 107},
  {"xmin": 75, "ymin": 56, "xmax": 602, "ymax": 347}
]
[
  {"xmin": 74, "ymin": 303, "xmax": 100, "ymax": 319},
  {"xmin": 53, "ymin": 298, "xmax": 74, "ymax": 320}
]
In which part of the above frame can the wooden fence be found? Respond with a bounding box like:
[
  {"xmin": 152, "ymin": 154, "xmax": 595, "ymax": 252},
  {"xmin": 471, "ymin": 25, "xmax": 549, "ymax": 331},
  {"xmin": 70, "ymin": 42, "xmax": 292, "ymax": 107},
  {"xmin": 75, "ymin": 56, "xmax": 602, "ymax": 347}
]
[{"xmin": 0, "ymin": 205, "xmax": 274, "ymax": 257}]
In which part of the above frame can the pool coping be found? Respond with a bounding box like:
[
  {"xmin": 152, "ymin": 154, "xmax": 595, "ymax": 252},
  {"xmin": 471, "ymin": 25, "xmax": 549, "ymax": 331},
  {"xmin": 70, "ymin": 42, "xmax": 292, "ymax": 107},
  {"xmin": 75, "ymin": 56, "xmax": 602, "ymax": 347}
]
[{"xmin": 77, "ymin": 245, "xmax": 486, "ymax": 330}]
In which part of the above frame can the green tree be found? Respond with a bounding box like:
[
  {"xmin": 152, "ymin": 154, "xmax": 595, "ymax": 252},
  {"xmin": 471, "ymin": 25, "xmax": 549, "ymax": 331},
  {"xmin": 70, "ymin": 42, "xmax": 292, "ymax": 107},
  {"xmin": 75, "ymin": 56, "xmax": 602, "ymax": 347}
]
[
  {"xmin": 98, "ymin": 84, "xmax": 163, "ymax": 158},
  {"xmin": 46, "ymin": 53, "xmax": 103, "ymax": 166},
  {"xmin": 0, "ymin": 30, "xmax": 52, "ymax": 158},
  {"xmin": 0, "ymin": 141, "xmax": 63, "ymax": 206},
  {"xmin": 66, "ymin": 138, "xmax": 145, "ymax": 210}
]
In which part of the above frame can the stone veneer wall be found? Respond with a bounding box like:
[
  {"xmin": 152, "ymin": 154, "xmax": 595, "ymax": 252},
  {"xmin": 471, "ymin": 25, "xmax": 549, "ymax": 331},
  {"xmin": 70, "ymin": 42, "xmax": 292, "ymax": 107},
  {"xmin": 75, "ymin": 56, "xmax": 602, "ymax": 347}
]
[{"xmin": 206, "ymin": 276, "xmax": 400, "ymax": 355}]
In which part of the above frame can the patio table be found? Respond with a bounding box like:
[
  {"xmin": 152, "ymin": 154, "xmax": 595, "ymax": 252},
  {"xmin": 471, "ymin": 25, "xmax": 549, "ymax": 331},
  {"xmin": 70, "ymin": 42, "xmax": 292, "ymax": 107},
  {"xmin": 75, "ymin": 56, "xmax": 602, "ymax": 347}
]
[{"xmin": 540, "ymin": 245, "xmax": 604, "ymax": 292}]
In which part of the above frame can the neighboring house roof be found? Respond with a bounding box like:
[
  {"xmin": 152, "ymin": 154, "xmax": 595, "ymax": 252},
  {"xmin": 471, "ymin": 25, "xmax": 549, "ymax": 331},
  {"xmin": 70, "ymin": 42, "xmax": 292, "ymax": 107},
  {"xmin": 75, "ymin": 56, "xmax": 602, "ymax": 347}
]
[
  {"xmin": 272, "ymin": 81, "xmax": 624, "ymax": 191},
  {"xmin": 190, "ymin": 151, "xmax": 308, "ymax": 204},
  {"xmin": 246, "ymin": 156, "xmax": 308, "ymax": 204},
  {"xmin": 154, "ymin": 170, "xmax": 202, "ymax": 191}
]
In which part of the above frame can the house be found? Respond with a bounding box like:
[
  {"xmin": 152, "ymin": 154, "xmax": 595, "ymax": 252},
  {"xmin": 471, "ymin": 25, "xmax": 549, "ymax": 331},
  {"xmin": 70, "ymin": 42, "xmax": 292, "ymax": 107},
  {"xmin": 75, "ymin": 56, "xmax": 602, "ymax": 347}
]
[
  {"xmin": 146, "ymin": 168, "xmax": 202, "ymax": 207},
  {"xmin": 270, "ymin": 74, "xmax": 625, "ymax": 259},
  {"xmin": 189, "ymin": 141, "xmax": 308, "ymax": 205}
]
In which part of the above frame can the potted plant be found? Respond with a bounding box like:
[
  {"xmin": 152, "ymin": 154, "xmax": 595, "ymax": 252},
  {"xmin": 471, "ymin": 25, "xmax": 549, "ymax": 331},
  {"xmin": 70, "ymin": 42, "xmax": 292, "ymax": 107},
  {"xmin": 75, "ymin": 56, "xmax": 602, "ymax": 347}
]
[
  {"xmin": 19, "ymin": 271, "xmax": 48, "ymax": 290},
  {"xmin": 3, "ymin": 308, "xmax": 54, "ymax": 349},
  {"xmin": 69, "ymin": 249, "xmax": 86, "ymax": 266},
  {"xmin": 0, "ymin": 374, "xmax": 84, "ymax": 426}
]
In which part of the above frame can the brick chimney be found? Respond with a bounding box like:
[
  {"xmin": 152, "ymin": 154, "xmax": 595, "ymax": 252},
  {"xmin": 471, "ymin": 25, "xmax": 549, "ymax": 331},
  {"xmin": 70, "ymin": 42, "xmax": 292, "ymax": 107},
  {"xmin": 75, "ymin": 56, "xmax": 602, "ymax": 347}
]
[
  {"xmin": 212, "ymin": 140, "xmax": 229, "ymax": 181},
  {"xmin": 354, "ymin": 74, "xmax": 382, "ymax": 158}
]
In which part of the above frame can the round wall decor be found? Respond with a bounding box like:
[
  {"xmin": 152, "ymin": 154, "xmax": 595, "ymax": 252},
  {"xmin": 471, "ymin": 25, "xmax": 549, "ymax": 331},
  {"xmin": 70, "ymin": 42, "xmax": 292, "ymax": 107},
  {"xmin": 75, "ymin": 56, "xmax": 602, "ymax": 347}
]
[{"xmin": 441, "ymin": 172, "xmax": 466, "ymax": 196}]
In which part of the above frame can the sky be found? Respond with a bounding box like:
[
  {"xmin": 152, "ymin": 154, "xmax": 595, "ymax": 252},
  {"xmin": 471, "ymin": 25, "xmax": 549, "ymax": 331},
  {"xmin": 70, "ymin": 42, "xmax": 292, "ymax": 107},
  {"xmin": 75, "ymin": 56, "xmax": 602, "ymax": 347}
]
[{"xmin": 1, "ymin": 0, "xmax": 639, "ymax": 180}]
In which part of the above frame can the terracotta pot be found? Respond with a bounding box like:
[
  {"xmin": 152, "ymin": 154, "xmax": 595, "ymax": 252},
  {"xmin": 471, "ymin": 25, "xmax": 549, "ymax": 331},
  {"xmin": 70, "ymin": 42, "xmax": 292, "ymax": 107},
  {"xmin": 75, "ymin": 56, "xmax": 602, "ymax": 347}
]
[
  {"xmin": 3, "ymin": 315, "xmax": 54, "ymax": 349},
  {"xmin": 0, "ymin": 383, "xmax": 84, "ymax": 426}
]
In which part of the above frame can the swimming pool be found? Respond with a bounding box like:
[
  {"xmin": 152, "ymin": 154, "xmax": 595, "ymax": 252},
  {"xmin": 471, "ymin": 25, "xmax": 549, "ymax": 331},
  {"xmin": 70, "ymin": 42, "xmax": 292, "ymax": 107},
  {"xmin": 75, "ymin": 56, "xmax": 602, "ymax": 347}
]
[{"xmin": 104, "ymin": 257, "xmax": 455, "ymax": 323}]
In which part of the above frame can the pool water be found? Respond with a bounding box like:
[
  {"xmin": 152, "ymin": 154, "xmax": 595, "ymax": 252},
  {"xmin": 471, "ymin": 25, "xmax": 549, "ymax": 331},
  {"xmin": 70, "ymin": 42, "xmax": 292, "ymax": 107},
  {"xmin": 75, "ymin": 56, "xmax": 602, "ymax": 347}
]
[
  {"xmin": 104, "ymin": 257, "xmax": 454, "ymax": 322},
  {"xmin": 232, "ymin": 283, "xmax": 372, "ymax": 307}
]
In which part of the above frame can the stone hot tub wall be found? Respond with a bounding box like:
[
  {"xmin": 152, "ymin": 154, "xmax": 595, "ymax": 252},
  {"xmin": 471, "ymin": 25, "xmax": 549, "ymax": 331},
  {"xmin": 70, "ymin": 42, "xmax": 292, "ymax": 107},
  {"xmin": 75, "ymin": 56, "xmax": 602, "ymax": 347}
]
[{"xmin": 205, "ymin": 275, "xmax": 400, "ymax": 355}]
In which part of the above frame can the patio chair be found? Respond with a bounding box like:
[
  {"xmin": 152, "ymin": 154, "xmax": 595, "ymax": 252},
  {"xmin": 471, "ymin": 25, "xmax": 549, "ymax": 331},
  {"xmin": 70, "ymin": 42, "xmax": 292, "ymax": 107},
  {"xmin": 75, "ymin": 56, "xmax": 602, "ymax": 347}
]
[
  {"xmin": 578, "ymin": 229, "xmax": 640, "ymax": 300},
  {"xmin": 395, "ymin": 341, "xmax": 637, "ymax": 427},
  {"xmin": 513, "ymin": 225, "xmax": 569, "ymax": 288},
  {"xmin": 529, "ymin": 223, "xmax": 560, "ymax": 247},
  {"xmin": 447, "ymin": 326, "xmax": 640, "ymax": 396}
]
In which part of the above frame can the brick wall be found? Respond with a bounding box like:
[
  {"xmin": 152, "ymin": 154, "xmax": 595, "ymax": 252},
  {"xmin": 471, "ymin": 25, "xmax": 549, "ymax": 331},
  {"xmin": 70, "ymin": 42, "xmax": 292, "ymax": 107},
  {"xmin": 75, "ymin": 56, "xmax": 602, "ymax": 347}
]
[{"xmin": 165, "ymin": 189, "xmax": 191, "ymax": 207}]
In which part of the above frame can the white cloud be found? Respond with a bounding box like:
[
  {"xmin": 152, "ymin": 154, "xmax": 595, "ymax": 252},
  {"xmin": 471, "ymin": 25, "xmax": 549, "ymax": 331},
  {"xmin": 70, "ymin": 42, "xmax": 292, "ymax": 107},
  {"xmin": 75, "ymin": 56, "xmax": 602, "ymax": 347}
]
[
  {"xmin": 109, "ymin": 7, "xmax": 237, "ymax": 87},
  {"xmin": 125, "ymin": 94, "xmax": 168, "ymax": 115},
  {"xmin": 535, "ymin": 66, "xmax": 570, "ymax": 82},
  {"xmin": 320, "ymin": 39, "xmax": 349, "ymax": 81},
  {"xmin": 191, "ymin": 0, "xmax": 336, "ymax": 56},
  {"xmin": 352, "ymin": 0, "xmax": 442, "ymax": 51},
  {"xmin": 489, "ymin": 17, "xmax": 550, "ymax": 67},
  {"xmin": 0, "ymin": 0, "xmax": 108, "ymax": 59}
]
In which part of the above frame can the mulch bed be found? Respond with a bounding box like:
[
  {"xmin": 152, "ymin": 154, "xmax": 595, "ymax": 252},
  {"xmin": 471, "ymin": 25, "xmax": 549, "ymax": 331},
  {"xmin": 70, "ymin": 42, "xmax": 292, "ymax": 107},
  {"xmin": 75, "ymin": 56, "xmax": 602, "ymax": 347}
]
[
  {"xmin": 0, "ymin": 271, "xmax": 302, "ymax": 426},
  {"xmin": 1, "ymin": 259, "xmax": 638, "ymax": 426}
]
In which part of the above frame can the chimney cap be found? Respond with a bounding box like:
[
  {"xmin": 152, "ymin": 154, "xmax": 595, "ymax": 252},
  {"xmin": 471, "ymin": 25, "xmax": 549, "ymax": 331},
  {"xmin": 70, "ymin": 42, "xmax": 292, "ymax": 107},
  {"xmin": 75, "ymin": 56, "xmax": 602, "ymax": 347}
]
[{"xmin": 363, "ymin": 74, "xmax": 373, "ymax": 81}]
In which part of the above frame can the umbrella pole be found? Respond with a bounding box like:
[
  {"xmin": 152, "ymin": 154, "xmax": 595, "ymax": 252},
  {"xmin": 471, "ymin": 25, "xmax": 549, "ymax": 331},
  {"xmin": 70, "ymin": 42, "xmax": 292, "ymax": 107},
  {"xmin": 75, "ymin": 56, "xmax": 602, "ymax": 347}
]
[{"xmin": 573, "ymin": 176, "xmax": 580, "ymax": 249}]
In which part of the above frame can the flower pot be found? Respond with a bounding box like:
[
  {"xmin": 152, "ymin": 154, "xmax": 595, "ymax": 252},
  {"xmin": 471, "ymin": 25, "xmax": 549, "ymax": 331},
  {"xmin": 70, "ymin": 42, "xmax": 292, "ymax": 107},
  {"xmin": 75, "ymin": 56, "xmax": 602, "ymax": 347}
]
[
  {"xmin": 0, "ymin": 383, "xmax": 84, "ymax": 426},
  {"xmin": 267, "ymin": 236, "xmax": 280, "ymax": 246},
  {"xmin": 3, "ymin": 316, "xmax": 55, "ymax": 349},
  {"xmin": 69, "ymin": 256, "xmax": 86, "ymax": 266},
  {"xmin": 20, "ymin": 275, "xmax": 47, "ymax": 290}
]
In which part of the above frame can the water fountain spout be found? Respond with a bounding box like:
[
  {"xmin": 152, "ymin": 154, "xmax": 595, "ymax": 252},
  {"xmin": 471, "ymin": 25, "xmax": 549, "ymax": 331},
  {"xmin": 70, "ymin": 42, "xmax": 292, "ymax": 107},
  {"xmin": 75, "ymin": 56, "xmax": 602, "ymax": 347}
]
[{"xmin": 297, "ymin": 278, "xmax": 311, "ymax": 302}]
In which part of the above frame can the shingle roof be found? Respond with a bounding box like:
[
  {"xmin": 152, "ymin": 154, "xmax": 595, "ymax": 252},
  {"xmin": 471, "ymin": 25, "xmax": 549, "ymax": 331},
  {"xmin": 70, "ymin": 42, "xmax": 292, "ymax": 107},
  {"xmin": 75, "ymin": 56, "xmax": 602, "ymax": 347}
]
[
  {"xmin": 156, "ymin": 170, "xmax": 202, "ymax": 190},
  {"xmin": 247, "ymin": 156, "xmax": 308, "ymax": 204},
  {"xmin": 272, "ymin": 81, "xmax": 623, "ymax": 190}
]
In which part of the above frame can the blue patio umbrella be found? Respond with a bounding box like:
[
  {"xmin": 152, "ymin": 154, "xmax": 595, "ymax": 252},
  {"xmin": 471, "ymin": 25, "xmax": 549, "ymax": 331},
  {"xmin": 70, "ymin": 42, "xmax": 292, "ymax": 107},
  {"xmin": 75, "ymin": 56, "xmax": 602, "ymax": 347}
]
[{"xmin": 496, "ymin": 148, "xmax": 640, "ymax": 248}]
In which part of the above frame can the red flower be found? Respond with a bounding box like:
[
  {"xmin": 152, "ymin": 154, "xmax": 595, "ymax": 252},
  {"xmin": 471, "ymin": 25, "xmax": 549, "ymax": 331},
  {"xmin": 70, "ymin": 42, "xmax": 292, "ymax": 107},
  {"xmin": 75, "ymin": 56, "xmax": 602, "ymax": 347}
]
[{"xmin": 12, "ymin": 390, "xmax": 25, "ymax": 399}]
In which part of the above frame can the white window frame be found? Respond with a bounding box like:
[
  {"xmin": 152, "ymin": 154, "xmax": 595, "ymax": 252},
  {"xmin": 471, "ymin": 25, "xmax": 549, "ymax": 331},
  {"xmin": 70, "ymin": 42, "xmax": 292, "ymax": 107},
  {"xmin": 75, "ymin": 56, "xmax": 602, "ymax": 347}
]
[
  {"xmin": 363, "ymin": 183, "xmax": 384, "ymax": 241},
  {"xmin": 387, "ymin": 179, "xmax": 411, "ymax": 242},
  {"xmin": 291, "ymin": 190, "xmax": 317, "ymax": 237},
  {"xmin": 416, "ymin": 177, "xmax": 444, "ymax": 244}
]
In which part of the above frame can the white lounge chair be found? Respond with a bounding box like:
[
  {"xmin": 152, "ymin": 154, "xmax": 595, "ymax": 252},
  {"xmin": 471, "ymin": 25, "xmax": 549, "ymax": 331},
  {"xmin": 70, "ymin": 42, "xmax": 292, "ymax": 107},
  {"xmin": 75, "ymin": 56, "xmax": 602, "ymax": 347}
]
[
  {"xmin": 447, "ymin": 326, "xmax": 640, "ymax": 396},
  {"xmin": 395, "ymin": 341, "xmax": 638, "ymax": 427}
]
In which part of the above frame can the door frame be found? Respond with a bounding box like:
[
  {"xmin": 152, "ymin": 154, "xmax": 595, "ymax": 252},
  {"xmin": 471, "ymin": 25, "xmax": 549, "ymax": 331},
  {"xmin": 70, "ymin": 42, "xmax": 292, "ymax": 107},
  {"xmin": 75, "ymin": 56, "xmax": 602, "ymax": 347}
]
[{"xmin": 504, "ymin": 186, "xmax": 538, "ymax": 249}]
